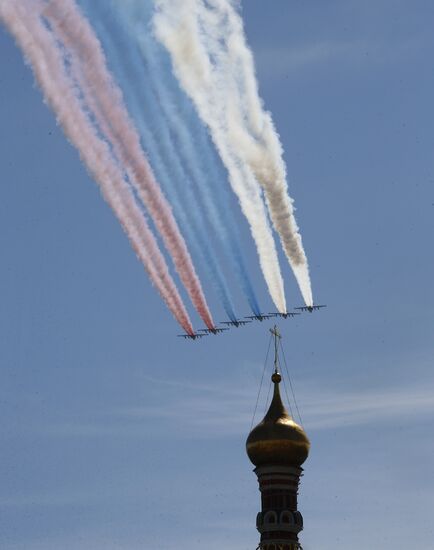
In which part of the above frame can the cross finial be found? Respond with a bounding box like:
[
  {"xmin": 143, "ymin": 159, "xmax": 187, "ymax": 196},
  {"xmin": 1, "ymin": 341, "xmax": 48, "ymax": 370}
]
[
  {"xmin": 270, "ymin": 325, "xmax": 281, "ymax": 340},
  {"xmin": 269, "ymin": 325, "xmax": 281, "ymax": 374}
]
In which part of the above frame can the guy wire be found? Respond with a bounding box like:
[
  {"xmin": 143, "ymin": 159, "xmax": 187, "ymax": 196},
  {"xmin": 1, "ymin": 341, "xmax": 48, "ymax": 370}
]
[
  {"xmin": 279, "ymin": 338, "xmax": 304, "ymax": 428},
  {"xmin": 250, "ymin": 333, "xmax": 272, "ymax": 430},
  {"xmin": 279, "ymin": 352, "xmax": 295, "ymax": 419}
]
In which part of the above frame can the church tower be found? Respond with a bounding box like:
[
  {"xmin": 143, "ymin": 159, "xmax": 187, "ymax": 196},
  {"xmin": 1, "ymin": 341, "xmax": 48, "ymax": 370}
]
[{"xmin": 246, "ymin": 328, "xmax": 310, "ymax": 550}]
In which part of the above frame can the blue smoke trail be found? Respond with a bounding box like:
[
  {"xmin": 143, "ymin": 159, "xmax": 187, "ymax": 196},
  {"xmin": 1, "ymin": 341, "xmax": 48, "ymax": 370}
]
[
  {"xmin": 132, "ymin": 14, "xmax": 262, "ymax": 317},
  {"xmin": 80, "ymin": 0, "xmax": 238, "ymax": 321},
  {"xmin": 81, "ymin": 0, "xmax": 261, "ymax": 317}
]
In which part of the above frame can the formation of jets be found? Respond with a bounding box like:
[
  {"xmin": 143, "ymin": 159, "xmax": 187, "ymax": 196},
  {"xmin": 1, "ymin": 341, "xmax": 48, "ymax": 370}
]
[{"xmin": 177, "ymin": 304, "xmax": 327, "ymax": 340}]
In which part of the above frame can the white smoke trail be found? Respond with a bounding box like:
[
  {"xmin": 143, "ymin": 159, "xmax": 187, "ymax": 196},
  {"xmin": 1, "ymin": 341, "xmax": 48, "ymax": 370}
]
[
  {"xmin": 154, "ymin": 0, "xmax": 313, "ymax": 307},
  {"xmin": 0, "ymin": 0, "xmax": 195, "ymax": 334},
  {"xmin": 43, "ymin": 0, "xmax": 215, "ymax": 329},
  {"xmin": 153, "ymin": 0, "xmax": 287, "ymax": 312},
  {"xmin": 202, "ymin": 0, "xmax": 313, "ymax": 306}
]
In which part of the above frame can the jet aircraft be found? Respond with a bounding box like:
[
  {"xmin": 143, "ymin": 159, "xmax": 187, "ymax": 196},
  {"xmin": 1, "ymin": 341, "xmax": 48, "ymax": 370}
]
[
  {"xmin": 199, "ymin": 327, "xmax": 229, "ymax": 335},
  {"xmin": 295, "ymin": 304, "xmax": 327, "ymax": 313},
  {"xmin": 177, "ymin": 333, "xmax": 207, "ymax": 340},
  {"xmin": 269, "ymin": 312, "xmax": 300, "ymax": 319},
  {"xmin": 221, "ymin": 319, "xmax": 252, "ymax": 327},
  {"xmin": 245, "ymin": 313, "xmax": 274, "ymax": 322}
]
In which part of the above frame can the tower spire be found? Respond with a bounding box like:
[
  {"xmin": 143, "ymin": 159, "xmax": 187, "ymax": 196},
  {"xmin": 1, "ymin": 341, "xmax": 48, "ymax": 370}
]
[{"xmin": 246, "ymin": 330, "xmax": 310, "ymax": 550}]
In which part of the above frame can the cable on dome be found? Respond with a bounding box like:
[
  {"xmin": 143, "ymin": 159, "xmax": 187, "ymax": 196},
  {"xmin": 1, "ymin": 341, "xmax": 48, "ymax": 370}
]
[
  {"xmin": 263, "ymin": 374, "xmax": 273, "ymax": 415},
  {"xmin": 250, "ymin": 332, "xmax": 272, "ymax": 430},
  {"xmin": 279, "ymin": 338, "xmax": 304, "ymax": 428},
  {"xmin": 279, "ymin": 351, "xmax": 295, "ymax": 419}
]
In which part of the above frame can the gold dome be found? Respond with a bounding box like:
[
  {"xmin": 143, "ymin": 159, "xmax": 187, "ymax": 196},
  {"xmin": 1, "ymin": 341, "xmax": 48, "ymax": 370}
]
[{"xmin": 246, "ymin": 371, "xmax": 310, "ymax": 467}]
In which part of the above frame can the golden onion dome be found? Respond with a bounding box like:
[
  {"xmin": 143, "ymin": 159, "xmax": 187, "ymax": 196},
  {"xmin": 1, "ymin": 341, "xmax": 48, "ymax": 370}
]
[{"xmin": 246, "ymin": 370, "xmax": 310, "ymax": 468}]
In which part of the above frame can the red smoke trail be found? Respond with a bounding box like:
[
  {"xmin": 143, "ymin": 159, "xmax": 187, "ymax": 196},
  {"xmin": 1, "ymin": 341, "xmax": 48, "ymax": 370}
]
[
  {"xmin": 43, "ymin": 0, "xmax": 215, "ymax": 330},
  {"xmin": 0, "ymin": 1, "xmax": 194, "ymax": 335}
]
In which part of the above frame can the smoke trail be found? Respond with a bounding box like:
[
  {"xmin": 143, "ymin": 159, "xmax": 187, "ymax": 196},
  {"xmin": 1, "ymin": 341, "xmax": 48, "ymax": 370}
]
[
  {"xmin": 153, "ymin": 0, "xmax": 287, "ymax": 313},
  {"xmin": 196, "ymin": 0, "xmax": 313, "ymax": 307},
  {"xmin": 72, "ymin": 1, "xmax": 237, "ymax": 322},
  {"xmin": 0, "ymin": 0, "xmax": 194, "ymax": 334},
  {"xmin": 43, "ymin": 0, "xmax": 215, "ymax": 329},
  {"xmin": 110, "ymin": 1, "xmax": 261, "ymax": 316}
]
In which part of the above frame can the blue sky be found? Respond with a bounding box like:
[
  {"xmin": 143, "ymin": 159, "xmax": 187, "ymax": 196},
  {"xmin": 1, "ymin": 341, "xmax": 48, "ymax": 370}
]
[{"xmin": 1, "ymin": 1, "xmax": 434, "ymax": 549}]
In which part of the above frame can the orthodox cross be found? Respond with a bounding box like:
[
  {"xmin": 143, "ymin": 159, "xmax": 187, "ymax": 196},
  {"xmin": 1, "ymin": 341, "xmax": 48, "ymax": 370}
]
[{"xmin": 269, "ymin": 325, "xmax": 281, "ymax": 373}]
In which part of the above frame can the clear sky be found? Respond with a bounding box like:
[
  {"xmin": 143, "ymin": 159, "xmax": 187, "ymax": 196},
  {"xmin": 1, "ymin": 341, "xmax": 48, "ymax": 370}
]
[{"xmin": 1, "ymin": 1, "xmax": 434, "ymax": 549}]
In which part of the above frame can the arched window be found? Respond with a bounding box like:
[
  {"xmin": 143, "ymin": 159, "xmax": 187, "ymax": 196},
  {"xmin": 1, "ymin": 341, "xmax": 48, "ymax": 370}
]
[
  {"xmin": 280, "ymin": 511, "xmax": 293, "ymax": 524},
  {"xmin": 293, "ymin": 511, "xmax": 304, "ymax": 527},
  {"xmin": 264, "ymin": 511, "xmax": 277, "ymax": 525}
]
